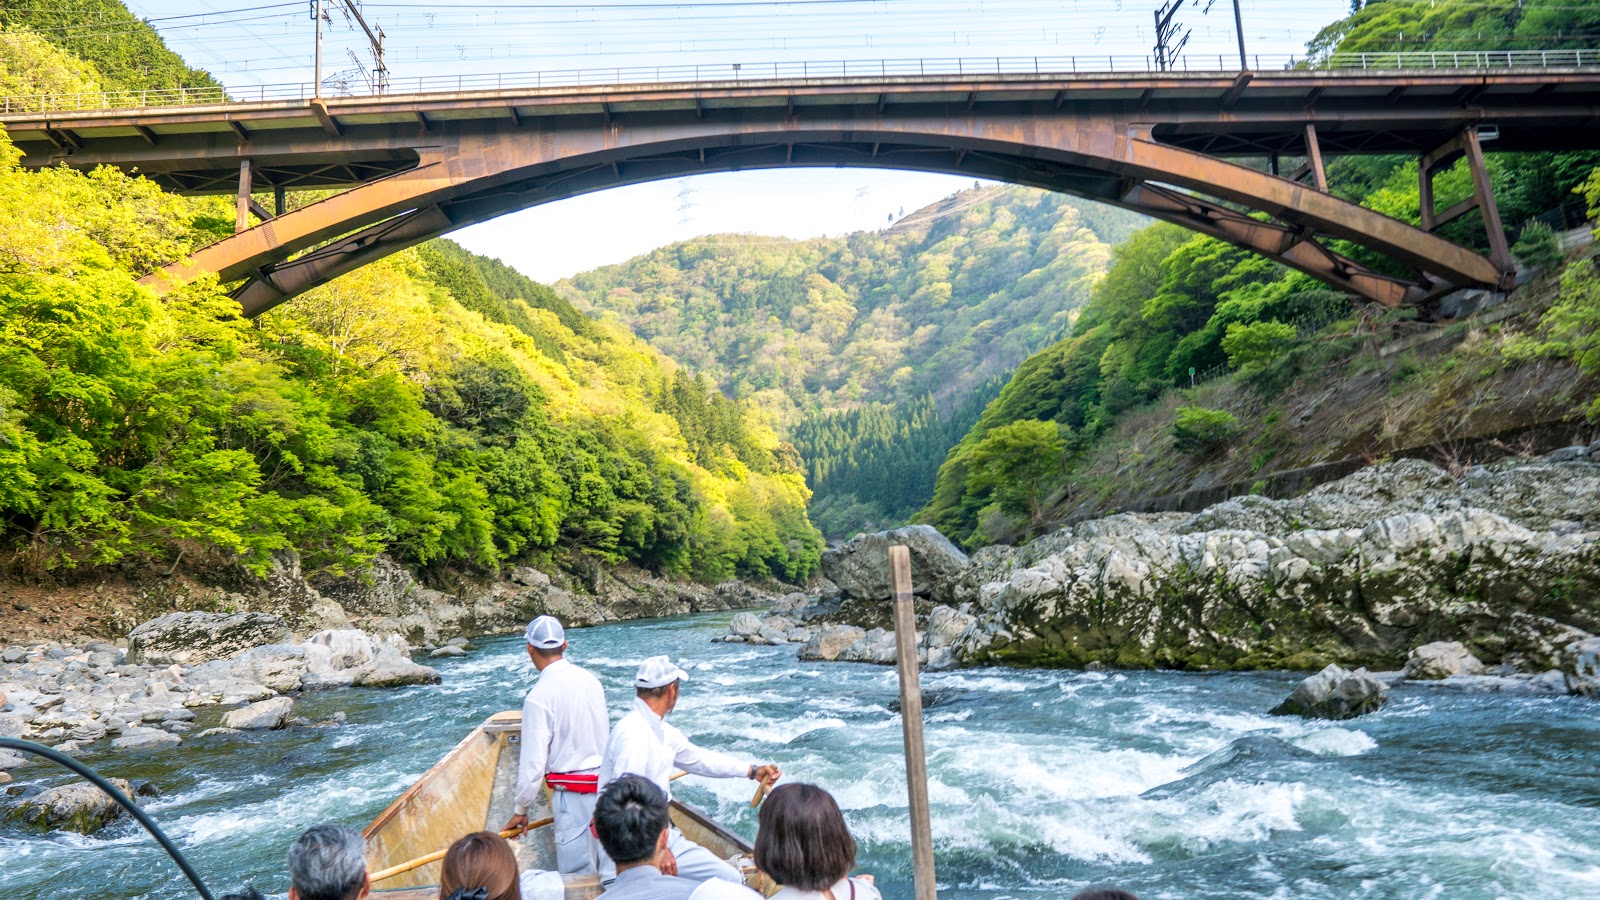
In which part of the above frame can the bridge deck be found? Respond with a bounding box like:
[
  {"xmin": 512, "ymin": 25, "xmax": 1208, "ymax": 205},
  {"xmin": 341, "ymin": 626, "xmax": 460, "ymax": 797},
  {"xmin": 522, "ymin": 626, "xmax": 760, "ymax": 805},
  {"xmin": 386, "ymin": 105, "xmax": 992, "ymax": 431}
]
[{"xmin": 7, "ymin": 69, "xmax": 1600, "ymax": 194}]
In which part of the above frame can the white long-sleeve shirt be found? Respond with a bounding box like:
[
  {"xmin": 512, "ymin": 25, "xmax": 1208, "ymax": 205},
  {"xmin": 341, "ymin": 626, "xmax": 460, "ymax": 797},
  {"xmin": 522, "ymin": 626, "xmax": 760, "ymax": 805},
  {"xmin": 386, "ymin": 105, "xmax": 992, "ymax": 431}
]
[
  {"xmin": 513, "ymin": 657, "xmax": 610, "ymax": 816},
  {"xmin": 599, "ymin": 697, "xmax": 750, "ymax": 801}
]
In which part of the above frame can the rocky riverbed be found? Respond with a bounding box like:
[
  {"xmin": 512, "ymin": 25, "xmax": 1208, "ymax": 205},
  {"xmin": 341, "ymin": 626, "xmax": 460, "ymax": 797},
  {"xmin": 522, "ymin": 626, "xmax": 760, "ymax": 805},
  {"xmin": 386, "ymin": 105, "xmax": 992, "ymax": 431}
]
[{"xmin": 719, "ymin": 450, "xmax": 1600, "ymax": 701}]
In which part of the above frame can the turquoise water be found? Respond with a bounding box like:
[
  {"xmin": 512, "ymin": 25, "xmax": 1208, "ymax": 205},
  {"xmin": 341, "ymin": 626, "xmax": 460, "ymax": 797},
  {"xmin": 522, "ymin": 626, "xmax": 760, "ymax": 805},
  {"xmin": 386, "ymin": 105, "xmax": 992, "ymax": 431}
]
[{"xmin": 3, "ymin": 611, "xmax": 1599, "ymax": 899}]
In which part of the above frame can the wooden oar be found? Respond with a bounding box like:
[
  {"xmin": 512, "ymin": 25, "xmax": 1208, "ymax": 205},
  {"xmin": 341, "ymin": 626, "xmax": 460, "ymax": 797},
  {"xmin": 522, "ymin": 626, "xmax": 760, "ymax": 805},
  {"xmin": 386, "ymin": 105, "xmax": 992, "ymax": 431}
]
[
  {"xmin": 749, "ymin": 779, "xmax": 772, "ymax": 808},
  {"xmin": 369, "ymin": 771, "xmax": 693, "ymax": 884},
  {"xmin": 370, "ymin": 824, "xmax": 533, "ymax": 883}
]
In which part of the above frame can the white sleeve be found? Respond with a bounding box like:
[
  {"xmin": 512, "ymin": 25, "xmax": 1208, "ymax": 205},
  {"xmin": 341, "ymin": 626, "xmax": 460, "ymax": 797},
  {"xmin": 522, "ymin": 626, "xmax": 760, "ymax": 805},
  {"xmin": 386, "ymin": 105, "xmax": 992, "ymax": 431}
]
[
  {"xmin": 849, "ymin": 877, "xmax": 884, "ymax": 900},
  {"xmin": 665, "ymin": 721, "xmax": 749, "ymax": 780},
  {"xmin": 513, "ymin": 691, "xmax": 553, "ymax": 815}
]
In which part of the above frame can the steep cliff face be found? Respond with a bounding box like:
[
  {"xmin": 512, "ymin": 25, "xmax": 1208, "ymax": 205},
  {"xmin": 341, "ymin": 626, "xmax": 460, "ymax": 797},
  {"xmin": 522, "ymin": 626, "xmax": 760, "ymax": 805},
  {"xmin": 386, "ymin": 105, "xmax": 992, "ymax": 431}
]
[{"xmin": 728, "ymin": 449, "xmax": 1600, "ymax": 688}]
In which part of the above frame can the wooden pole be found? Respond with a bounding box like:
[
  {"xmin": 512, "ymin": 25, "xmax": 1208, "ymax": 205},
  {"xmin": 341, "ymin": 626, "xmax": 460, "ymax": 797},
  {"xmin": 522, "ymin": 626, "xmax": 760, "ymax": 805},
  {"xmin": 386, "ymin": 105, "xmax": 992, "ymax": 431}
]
[{"xmin": 889, "ymin": 544, "xmax": 936, "ymax": 900}]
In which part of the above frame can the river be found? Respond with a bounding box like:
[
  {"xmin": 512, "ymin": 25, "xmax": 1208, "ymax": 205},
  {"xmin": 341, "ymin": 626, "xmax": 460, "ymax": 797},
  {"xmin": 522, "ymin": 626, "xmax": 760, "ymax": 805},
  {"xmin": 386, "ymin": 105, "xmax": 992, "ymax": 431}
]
[{"xmin": 3, "ymin": 610, "xmax": 1599, "ymax": 899}]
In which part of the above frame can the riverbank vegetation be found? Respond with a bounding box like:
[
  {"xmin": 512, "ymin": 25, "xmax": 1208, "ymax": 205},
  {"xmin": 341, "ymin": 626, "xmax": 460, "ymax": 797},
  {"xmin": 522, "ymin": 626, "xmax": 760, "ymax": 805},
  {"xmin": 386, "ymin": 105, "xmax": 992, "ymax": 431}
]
[{"xmin": 0, "ymin": 24, "xmax": 821, "ymax": 586}]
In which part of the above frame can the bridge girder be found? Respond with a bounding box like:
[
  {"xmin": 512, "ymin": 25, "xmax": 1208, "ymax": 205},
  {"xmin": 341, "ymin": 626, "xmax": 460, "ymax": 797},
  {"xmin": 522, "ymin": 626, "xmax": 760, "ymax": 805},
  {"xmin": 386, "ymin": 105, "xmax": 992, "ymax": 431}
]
[
  {"xmin": 12, "ymin": 72, "xmax": 1589, "ymax": 313},
  {"xmin": 140, "ymin": 105, "xmax": 1508, "ymax": 315}
]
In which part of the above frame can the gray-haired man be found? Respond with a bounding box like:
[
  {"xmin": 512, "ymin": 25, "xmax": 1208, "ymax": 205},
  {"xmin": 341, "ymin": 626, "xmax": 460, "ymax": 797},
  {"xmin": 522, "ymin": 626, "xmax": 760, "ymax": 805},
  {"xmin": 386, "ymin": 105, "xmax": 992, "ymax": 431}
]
[{"xmin": 288, "ymin": 824, "xmax": 370, "ymax": 900}]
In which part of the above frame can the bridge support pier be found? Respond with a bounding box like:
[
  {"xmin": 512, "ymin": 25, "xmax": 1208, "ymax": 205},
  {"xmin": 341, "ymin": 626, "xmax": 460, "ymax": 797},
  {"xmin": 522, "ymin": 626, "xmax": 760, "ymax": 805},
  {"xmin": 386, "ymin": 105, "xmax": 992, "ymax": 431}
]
[
  {"xmin": 235, "ymin": 159, "xmax": 252, "ymax": 234},
  {"xmin": 1420, "ymin": 127, "xmax": 1514, "ymax": 284}
]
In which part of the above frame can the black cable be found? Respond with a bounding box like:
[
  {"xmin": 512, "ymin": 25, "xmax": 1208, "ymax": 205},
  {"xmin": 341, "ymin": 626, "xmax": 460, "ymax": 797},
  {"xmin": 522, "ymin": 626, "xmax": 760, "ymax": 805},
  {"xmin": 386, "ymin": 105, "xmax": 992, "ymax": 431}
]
[{"xmin": 0, "ymin": 736, "xmax": 217, "ymax": 900}]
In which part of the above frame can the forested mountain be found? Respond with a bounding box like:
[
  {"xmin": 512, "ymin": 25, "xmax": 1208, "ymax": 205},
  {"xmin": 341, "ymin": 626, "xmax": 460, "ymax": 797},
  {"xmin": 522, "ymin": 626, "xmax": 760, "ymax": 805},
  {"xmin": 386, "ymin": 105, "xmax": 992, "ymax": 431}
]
[
  {"xmin": 561, "ymin": 187, "xmax": 1145, "ymax": 534},
  {"xmin": 921, "ymin": 0, "xmax": 1600, "ymax": 548},
  {"xmin": 0, "ymin": 21, "xmax": 821, "ymax": 584},
  {"xmin": 0, "ymin": 1, "xmax": 219, "ymax": 94}
]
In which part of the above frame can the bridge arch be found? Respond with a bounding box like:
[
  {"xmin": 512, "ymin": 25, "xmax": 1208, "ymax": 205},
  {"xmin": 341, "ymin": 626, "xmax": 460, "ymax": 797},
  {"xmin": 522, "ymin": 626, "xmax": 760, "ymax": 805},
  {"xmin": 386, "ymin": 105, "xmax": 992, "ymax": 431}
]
[{"xmin": 11, "ymin": 72, "xmax": 1574, "ymax": 314}]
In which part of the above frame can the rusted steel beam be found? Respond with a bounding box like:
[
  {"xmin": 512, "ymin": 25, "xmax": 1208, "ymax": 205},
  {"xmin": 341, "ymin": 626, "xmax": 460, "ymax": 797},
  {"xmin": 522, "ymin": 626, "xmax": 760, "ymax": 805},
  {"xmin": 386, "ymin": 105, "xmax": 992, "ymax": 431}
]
[
  {"xmin": 1303, "ymin": 123, "xmax": 1327, "ymax": 191},
  {"xmin": 311, "ymin": 100, "xmax": 343, "ymax": 137},
  {"xmin": 1219, "ymin": 72, "xmax": 1253, "ymax": 110},
  {"xmin": 134, "ymin": 124, "xmax": 158, "ymax": 145}
]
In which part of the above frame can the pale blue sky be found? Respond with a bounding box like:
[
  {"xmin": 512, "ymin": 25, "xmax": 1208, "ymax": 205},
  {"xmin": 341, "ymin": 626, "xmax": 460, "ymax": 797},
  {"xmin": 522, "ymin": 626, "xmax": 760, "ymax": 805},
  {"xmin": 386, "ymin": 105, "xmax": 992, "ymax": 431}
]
[{"xmin": 127, "ymin": 0, "xmax": 1349, "ymax": 280}]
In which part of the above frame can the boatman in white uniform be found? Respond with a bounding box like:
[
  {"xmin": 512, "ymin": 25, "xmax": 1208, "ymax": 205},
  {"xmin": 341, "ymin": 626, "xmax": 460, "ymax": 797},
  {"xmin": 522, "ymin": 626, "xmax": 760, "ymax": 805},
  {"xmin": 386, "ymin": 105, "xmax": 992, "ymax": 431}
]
[
  {"xmin": 599, "ymin": 655, "xmax": 781, "ymax": 884},
  {"xmin": 501, "ymin": 615, "xmax": 610, "ymax": 875}
]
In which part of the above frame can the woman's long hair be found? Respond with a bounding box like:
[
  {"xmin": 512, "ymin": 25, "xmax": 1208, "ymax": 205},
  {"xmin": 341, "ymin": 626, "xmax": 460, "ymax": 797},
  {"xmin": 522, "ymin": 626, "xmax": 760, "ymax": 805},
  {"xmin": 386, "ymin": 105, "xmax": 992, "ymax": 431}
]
[
  {"xmin": 754, "ymin": 783, "xmax": 857, "ymax": 891},
  {"xmin": 438, "ymin": 831, "xmax": 521, "ymax": 900}
]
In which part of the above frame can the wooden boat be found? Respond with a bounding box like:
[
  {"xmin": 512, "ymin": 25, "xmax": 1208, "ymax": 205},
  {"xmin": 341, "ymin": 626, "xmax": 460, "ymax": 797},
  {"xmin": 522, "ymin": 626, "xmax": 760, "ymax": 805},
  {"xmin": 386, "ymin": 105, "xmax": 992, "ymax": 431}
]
[{"xmin": 364, "ymin": 711, "xmax": 761, "ymax": 899}]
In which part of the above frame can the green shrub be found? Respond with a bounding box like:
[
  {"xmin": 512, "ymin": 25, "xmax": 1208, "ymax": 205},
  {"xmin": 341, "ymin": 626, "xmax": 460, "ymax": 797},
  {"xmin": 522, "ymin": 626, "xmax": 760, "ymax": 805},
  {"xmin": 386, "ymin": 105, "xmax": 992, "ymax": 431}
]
[
  {"xmin": 1222, "ymin": 320, "xmax": 1298, "ymax": 372},
  {"xmin": 1171, "ymin": 406, "xmax": 1241, "ymax": 457},
  {"xmin": 1513, "ymin": 220, "xmax": 1563, "ymax": 270}
]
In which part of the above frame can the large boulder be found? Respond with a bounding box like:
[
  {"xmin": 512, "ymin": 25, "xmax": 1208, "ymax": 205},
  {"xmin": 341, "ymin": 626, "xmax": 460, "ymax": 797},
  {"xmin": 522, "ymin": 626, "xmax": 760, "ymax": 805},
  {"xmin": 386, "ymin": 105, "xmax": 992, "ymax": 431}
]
[
  {"xmin": 728, "ymin": 613, "xmax": 763, "ymax": 638},
  {"xmin": 8, "ymin": 778, "xmax": 135, "ymax": 835},
  {"xmin": 1270, "ymin": 665, "xmax": 1388, "ymax": 720},
  {"xmin": 821, "ymin": 525, "xmax": 969, "ymax": 605},
  {"xmin": 222, "ymin": 696, "xmax": 294, "ymax": 730},
  {"xmin": 352, "ymin": 650, "xmax": 441, "ymax": 688},
  {"xmin": 1402, "ymin": 641, "xmax": 1486, "ymax": 680},
  {"xmin": 127, "ymin": 612, "xmax": 290, "ymax": 666},
  {"xmin": 799, "ymin": 625, "xmax": 867, "ymax": 662},
  {"xmin": 229, "ymin": 644, "xmax": 311, "ymax": 693}
]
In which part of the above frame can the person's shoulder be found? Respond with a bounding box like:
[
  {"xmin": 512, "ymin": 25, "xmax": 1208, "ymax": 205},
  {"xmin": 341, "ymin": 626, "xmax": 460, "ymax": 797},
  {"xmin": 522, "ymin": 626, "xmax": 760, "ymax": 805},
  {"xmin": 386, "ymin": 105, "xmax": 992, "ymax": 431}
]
[
  {"xmin": 687, "ymin": 877, "xmax": 762, "ymax": 900},
  {"xmin": 846, "ymin": 876, "xmax": 883, "ymax": 900}
]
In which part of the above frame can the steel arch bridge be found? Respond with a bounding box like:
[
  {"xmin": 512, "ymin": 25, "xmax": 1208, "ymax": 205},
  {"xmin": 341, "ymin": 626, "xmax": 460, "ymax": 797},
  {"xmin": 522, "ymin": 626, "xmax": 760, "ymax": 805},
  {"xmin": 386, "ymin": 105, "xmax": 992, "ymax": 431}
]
[{"xmin": 4, "ymin": 63, "xmax": 1599, "ymax": 316}]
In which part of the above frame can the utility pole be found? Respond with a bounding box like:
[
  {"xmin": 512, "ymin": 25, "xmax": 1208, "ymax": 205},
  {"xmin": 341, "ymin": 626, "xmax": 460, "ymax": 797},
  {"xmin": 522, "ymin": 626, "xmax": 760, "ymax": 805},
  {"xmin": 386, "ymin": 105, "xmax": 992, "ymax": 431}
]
[
  {"xmin": 1153, "ymin": 0, "xmax": 1189, "ymax": 72},
  {"xmin": 1231, "ymin": 0, "xmax": 1248, "ymax": 70},
  {"xmin": 311, "ymin": 0, "xmax": 325, "ymax": 99},
  {"xmin": 337, "ymin": 0, "xmax": 389, "ymax": 94}
]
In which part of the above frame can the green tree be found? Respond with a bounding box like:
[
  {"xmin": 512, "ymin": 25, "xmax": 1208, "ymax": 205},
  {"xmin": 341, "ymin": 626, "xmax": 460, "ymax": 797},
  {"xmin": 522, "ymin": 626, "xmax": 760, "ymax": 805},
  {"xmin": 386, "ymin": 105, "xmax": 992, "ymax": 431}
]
[
  {"xmin": 1171, "ymin": 407, "xmax": 1241, "ymax": 458},
  {"xmin": 963, "ymin": 419, "xmax": 1068, "ymax": 526},
  {"xmin": 1223, "ymin": 321, "xmax": 1298, "ymax": 373}
]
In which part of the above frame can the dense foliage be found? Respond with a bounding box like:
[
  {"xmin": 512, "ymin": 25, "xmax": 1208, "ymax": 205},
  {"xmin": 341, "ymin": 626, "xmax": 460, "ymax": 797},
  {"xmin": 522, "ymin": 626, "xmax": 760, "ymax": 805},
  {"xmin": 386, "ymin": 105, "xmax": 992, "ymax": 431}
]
[
  {"xmin": 0, "ymin": 1, "xmax": 219, "ymax": 94},
  {"xmin": 562, "ymin": 187, "xmax": 1143, "ymax": 534},
  {"xmin": 921, "ymin": 0, "xmax": 1600, "ymax": 548}
]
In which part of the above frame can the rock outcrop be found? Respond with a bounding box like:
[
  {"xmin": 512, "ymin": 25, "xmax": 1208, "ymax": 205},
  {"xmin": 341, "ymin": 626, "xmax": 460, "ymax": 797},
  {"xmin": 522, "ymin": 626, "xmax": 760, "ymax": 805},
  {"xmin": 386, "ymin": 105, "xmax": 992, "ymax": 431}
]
[
  {"xmin": 822, "ymin": 525, "xmax": 968, "ymax": 606},
  {"xmin": 1564, "ymin": 636, "xmax": 1600, "ymax": 699},
  {"xmin": 1270, "ymin": 665, "xmax": 1389, "ymax": 720},
  {"xmin": 223, "ymin": 696, "xmax": 294, "ymax": 730},
  {"xmin": 720, "ymin": 453, "xmax": 1600, "ymax": 697},
  {"xmin": 127, "ymin": 612, "xmax": 290, "ymax": 666}
]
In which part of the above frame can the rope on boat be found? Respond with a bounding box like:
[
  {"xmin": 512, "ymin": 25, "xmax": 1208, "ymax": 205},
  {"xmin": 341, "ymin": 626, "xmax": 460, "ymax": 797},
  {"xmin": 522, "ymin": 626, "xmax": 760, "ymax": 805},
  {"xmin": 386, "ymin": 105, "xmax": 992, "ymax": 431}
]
[{"xmin": 0, "ymin": 736, "xmax": 218, "ymax": 900}]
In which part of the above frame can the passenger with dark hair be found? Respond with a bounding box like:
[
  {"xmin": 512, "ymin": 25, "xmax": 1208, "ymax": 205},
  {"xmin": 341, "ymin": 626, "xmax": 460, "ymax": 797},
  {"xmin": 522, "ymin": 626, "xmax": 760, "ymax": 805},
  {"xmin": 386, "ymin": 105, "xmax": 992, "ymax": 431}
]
[
  {"xmin": 599, "ymin": 656, "xmax": 780, "ymax": 883},
  {"xmin": 591, "ymin": 775, "xmax": 701, "ymax": 900},
  {"xmin": 287, "ymin": 824, "xmax": 370, "ymax": 900},
  {"xmin": 754, "ymin": 784, "xmax": 879, "ymax": 900},
  {"xmin": 437, "ymin": 831, "xmax": 522, "ymax": 900},
  {"xmin": 1071, "ymin": 891, "xmax": 1141, "ymax": 900}
]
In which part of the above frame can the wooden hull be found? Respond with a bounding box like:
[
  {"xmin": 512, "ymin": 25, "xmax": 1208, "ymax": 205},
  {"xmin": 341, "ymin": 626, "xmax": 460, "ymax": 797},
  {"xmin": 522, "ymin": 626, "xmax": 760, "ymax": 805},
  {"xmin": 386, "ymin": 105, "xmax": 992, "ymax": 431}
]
[{"xmin": 364, "ymin": 711, "xmax": 759, "ymax": 898}]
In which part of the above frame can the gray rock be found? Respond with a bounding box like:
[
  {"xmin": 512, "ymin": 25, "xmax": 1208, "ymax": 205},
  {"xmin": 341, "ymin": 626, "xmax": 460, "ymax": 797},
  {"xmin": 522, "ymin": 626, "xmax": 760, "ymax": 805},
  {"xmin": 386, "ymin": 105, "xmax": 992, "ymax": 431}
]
[
  {"xmin": 757, "ymin": 625, "xmax": 789, "ymax": 644},
  {"xmin": 0, "ymin": 750, "xmax": 25, "ymax": 770},
  {"xmin": 1546, "ymin": 445, "xmax": 1589, "ymax": 463},
  {"xmin": 9, "ymin": 778, "xmax": 135, "ymax": 834},
  {"xmin": 821, "ymin": 525, "xmax": 969, "ymax": 605},
  {"xmin": 799, "ymin": 625, "xmax": 868, "ymax": 662},
  {"xmin": 1403, "ymin": 642, "xmax": 1486, "ymax": 680},
  {"xmin": 769, "ymin": 592, "xmax": 811, "ymax": 618},
  {"xmin": 510, "ymin": 566, "xmax": 551, "ymax": 588},
  {"xmin": 1503, "ymin": 614, "xmax": 1596, "ymax": 673},
  {"xmin": 728, "ymin": 613, "xmax": 763, "ymax": 637},
  {"xmin": 352, "ymin": 651, "xmax": 441, "ymax": 688},
  {"xmin": 222, "ymin": 696, "xmax": 294, "ymax": 730},
  {"xmin": 429, "ymin": 645, "xmax": 467, "ymax": 658},
  {"xmin": 111, "ymin": 728, "xmax": 182, "ymax": 751},
  {"xmin": 1563, "ymin": 636, "xmax": 1600, "ymax": 699},
  {"xmin": 230, "ymin": 644, "xmax": 310, "ymax": 692},
  {"xmin": 195, "ymin": 727, "xmax": 241, "ymax": 739},
  {"xmin": 1271, "ymin": 665, "xmax": 1388, "ymax": 720},
  {"xmin": 127, "ymin": 612, "xmax": 290, "ymax": 666}
]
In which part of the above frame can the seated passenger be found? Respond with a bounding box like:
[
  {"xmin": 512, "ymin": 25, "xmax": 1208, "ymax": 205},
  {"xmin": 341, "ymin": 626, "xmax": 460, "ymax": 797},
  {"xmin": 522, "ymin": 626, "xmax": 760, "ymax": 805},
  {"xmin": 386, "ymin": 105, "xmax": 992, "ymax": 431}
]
[
  {"xmin": 287, "ymin": 824, "xmax": 370, "ymax": 900},
  {"xmin": 438, "ymin": 831, "xmax": 520, "ymax": 900},
  {"xmin": 754, "ymin": 784, "xmax": 879, "ymax": 900},
  {"xmin": 593, "ymin": 774, "xmax": 702, "ymax": 900}
]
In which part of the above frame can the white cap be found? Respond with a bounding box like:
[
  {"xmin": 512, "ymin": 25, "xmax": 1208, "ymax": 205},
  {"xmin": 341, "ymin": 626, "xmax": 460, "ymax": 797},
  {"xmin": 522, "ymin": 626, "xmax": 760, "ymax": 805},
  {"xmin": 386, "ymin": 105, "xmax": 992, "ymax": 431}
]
[
  {"xmin": 688, "ymin": 879, "xmax": 762, "ymax": 900},
  {"xmin": 524, "ymin": 616, "xmax": 566, "ymax": 649},
  {"xmin": 635, "ymin": 655, "xmax": 689, "ymax": 689}
]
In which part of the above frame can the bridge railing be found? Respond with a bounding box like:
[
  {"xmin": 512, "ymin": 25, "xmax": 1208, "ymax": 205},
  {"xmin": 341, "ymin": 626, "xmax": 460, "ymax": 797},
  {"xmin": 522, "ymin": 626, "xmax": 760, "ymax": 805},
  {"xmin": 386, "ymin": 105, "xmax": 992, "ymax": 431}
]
[{"xmin": 3, "ymin": 48, "xmax": 1598, "ymax": 114}]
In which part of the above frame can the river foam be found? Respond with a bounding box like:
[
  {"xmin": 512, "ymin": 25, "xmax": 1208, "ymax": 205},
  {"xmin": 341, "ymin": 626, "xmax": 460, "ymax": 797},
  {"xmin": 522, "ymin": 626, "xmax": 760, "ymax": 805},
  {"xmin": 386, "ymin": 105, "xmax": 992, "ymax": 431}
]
[{"xmin": 1, "ymin": 610, "xmax": 1596, "ymax": 900}]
